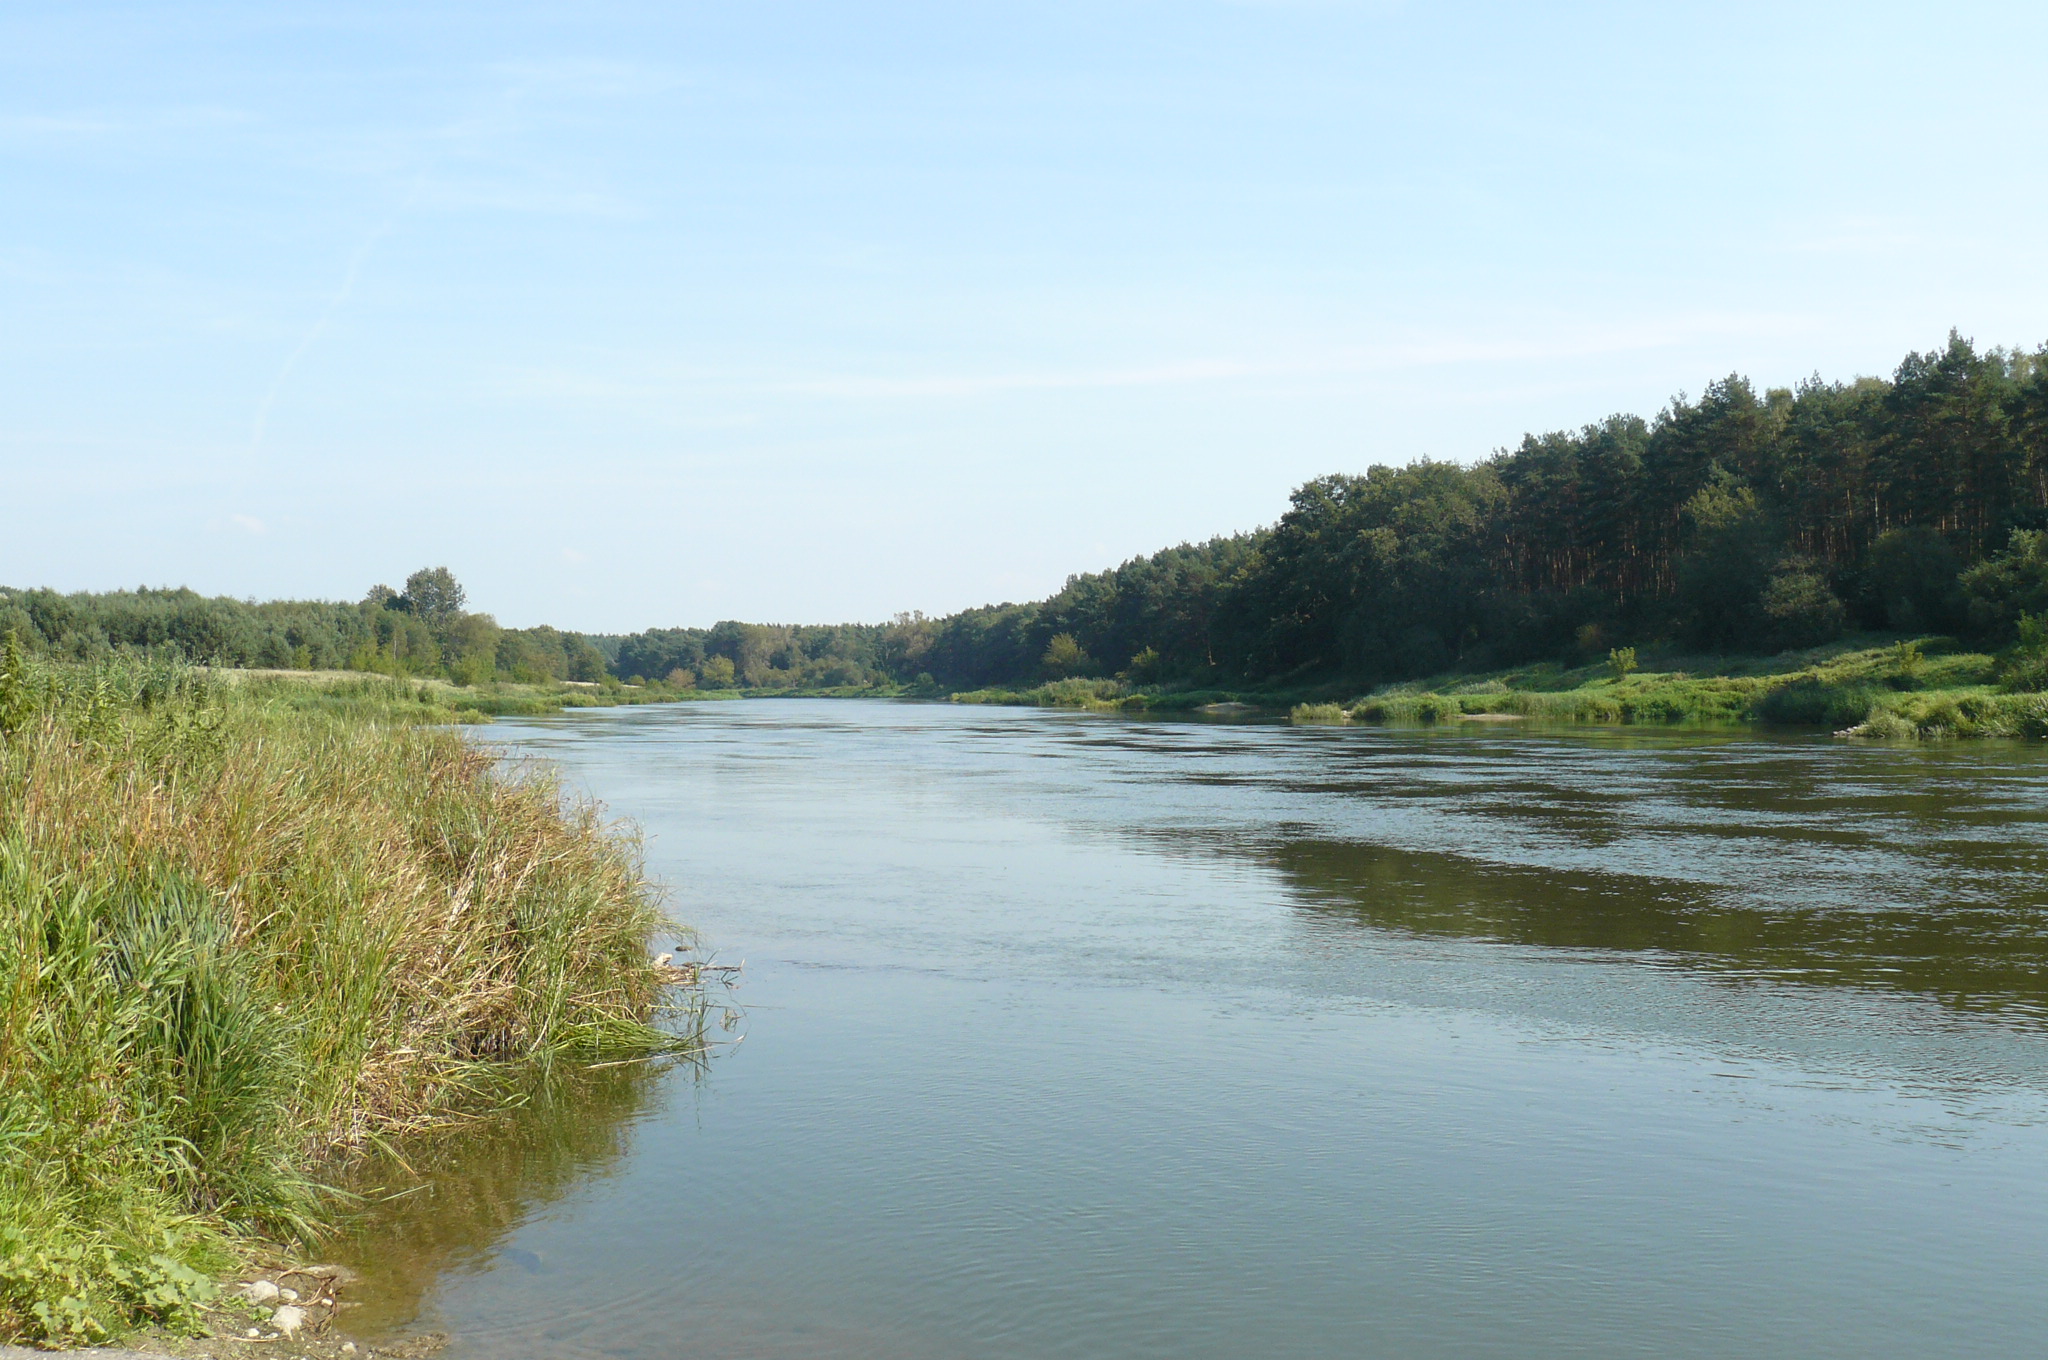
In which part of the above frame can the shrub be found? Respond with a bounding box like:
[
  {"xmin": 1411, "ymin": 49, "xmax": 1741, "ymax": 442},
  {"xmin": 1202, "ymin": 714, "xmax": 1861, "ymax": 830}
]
[
  {"xmin": 1755, "ymin": 677, "xmax": 1877, "ymax": 727},
  {"xmin": 1884, "ymin": 639, "xmax": 1927, "ymax": 690},
  {"xmin": 1962, "ymin": 529, "xmax": 2048, "ymax": 640},
  {"xmin": 1623, "ymin": 694, "xmax": 1691, "ymax": 723},
  {"xmin": 1290, "ymin": 703, "xmax": 1348, "ymax": 724},
  {"xmin": 1760, "ymin": 564, "xmax": 1848, "ymax": 648},
  {"xmin": 1123, "ymin": 647, "xmax": 1163, "ymax": 684},
  {"xmin": 1844, "ymin": 710, "xmax": 1916, "ymax": 741},
  {"xmin": 1998, "ymin": 613, "xmax": 2048, "ymax": 692},
  {"xmin": 1041, "ymin": 633, "xmax": 1093, "ymax": 678},
  {"xmin": 1606, "ymin": 647, "xmax": 1638, "ymax": 682}
]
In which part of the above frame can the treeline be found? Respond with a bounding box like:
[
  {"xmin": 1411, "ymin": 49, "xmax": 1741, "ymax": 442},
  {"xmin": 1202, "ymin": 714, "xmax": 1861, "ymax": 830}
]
[
  {"xmin": 862, "ymin": 331, "xmax": 2048, "ymax": 689},
  {"xmin": 0, "ymin": 567, "xmax": 609, "ymax": 686},
  {"xmin": 594, "ymin": 537, "xmax": 1266, "ymax": 691},
  {"xmin": 15, "ymin": 333, "xmax": 2048, "ymax": 695},
  {"xmin": 589, "ymin": 333, "xmax": 2048, "ymax": 693},
  {"xmin": 599, "ymin": 621, "xmax": 895, "ymax": 689}
]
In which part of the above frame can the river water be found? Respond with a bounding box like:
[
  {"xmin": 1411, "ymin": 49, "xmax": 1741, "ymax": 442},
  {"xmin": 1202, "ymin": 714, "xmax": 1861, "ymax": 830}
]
[{"xmin": 344, "ymin": 700, "xmax": 2048, "ymax": 1359}]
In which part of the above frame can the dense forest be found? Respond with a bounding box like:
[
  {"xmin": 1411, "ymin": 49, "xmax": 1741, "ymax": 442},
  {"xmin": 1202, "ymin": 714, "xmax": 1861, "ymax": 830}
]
[
  {"xmin": 875, "ymin": 330, "xmax": 2048, "ymax": 690},
  {"xmin": 9, "ymin": 334, "xmax": 2048, "ymax": 695}
]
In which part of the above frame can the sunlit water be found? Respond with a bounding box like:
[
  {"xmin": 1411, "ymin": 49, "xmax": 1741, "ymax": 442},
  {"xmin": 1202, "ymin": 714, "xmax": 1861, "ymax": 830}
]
[{"xmin": 342, "ymin": 701, "xmax": 2048, "ymax": 1359}]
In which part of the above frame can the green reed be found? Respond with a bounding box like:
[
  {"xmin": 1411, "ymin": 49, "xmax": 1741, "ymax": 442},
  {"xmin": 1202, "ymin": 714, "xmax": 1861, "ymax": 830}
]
[{"xmin": 0, "ymin": 642, "xmax": 686, "ymax": 1344}]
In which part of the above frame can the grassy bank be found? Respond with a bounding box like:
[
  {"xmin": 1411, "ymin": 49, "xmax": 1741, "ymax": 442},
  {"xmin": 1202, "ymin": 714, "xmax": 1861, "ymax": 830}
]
[
  {"xmin": 0, "ymin": 642, "xmax": 688, "ymax": 1345},
  {"xmin": 950, "ymin": 637, "xmax": 2048, "ymax": 740},
  {"xmin": 203, "ymin": 668, "xmax": 696, "ymax": 722}
]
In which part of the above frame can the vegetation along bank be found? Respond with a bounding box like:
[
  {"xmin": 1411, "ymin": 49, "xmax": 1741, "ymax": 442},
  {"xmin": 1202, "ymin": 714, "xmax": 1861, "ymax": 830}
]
[
  {"xmin": 10, "ymin": 333, "xmax": 2048, "ymax": 737},
  {"xmin": 0, "ymin": 640, "xmax": 694, "ymax": 1347}
]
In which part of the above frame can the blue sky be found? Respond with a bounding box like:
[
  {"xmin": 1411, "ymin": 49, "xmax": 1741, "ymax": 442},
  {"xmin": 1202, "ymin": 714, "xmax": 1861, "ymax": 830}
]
[{"xmin": 5, "ymin": 1, "xmax": 2047, "ymax": 631}]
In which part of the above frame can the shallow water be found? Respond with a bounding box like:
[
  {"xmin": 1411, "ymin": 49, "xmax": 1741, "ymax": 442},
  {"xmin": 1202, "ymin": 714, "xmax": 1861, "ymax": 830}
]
[{"xmin": 344, "ymin": 702, "xmax": 2048, "ymax": 1359}]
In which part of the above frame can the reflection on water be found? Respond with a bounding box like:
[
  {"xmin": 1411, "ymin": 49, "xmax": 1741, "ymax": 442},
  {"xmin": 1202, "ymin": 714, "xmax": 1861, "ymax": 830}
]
[
  {"xmin": 334, "ymin": 1059, "xmax": 688, "ymax": 1334},
  {"xmin": 338, "ymin": 702, "xmax": 2048, "ymax": 1360},
  {"xmin": 1267, "ymin": 836, "xmax": 2048, "ymax": 1021}
]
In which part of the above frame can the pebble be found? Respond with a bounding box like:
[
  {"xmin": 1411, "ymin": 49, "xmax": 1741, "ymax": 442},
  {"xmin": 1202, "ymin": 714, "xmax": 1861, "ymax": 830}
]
[
  {"xmin": 242, "ymin": 1279, "xmax": 281, "ymax": 1304},
  {"xmin": 279, "ymin": 1286, "xmax": 301, "ymax": 1303},
  {"xmin": 272, "ymin": 1304, "xmax": 309, "ymax": 1337}
]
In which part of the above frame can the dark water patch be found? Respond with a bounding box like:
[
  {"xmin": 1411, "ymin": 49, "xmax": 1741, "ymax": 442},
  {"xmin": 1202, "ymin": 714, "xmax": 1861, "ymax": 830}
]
[{"xmin": 1263, "ymin": 837, "xmax": 2048, "ymax": 1022}]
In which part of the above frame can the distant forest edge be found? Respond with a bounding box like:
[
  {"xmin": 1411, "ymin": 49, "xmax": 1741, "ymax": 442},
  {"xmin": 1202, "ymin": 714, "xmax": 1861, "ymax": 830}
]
[{"xmin": 11, "ymin": 331, "xmax": 2048, "ymax": 696}]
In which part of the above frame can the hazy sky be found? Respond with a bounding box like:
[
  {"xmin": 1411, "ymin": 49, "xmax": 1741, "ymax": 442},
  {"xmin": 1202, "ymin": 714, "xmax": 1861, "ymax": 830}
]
[{"xmin": 5, "ymin": 1, "xmax": 2047, "ymax": 631}]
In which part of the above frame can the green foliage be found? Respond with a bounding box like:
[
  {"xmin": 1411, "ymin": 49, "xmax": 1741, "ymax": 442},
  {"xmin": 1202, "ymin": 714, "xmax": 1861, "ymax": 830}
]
[
  {"xmin": 843, "ymin": 333, "xmax": 2048, "ymax": 694},
  {"xmin": 1962, "ymin": 530, "xmax": 2048, "ymax": 641},
  {"xmin": 1862, "ymin": 527, "xmax": 1964, "ymax": 632},
  {"xmin": 398, "ymin": 565, "xmax": 465, "ymax": 627},
  {"xmin": 0, "ymin": 629, "xmax": 36, "ymax": 734},
  {"xmin": 0, "ymin": 571, "xmax": 612, "ymax": 699},
  {"xmin": 1606, "ymin": 647, "xmax": 1637, "ymax": 681},
  {"xmin": 1289, "ymin": 703, "xmax": 1348, "ymax": 724},
  {"xmin": 1041, "ymin": 632, "xmax": 1092, "ymax": 678},
  {"xmin": 1884, "ymin": 639, "xmax": 1927, "ymax": 689},
  {"xmin": 1352, "ymin": 692, "xmax": 1460, "ymax": 724},
  {"xmin": 0, "ymin": 1220, "xmax": 223, "ymax": 1344},
  {"xmin": 1754, "ymin": 677, "xmax": 1878, "ymax": 728},
  {"xmin": 1840, "ymin": 690, "xmax": 2048, "ymax": 740},
  {"xmin": 949, "ymin": 677, "xmax": 1126, "ymax": 709},
  {"xmin": 1998, "ymin": 612, "xmax": 2048, "ymax": 692}
]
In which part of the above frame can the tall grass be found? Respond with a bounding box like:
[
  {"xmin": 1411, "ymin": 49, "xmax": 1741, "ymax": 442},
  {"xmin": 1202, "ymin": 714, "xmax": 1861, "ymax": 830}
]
[{"xmin": 0, "ymin": 642, "xmax": 681, "ymax": 1344}]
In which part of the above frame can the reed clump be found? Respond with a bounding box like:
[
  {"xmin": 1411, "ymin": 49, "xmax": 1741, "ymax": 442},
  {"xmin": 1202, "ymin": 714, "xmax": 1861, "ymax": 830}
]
[
  {"xmin": 0, "ymin": 642, "xmax": 680, "ymax": 1345},
  {"xmin": 1288, "ymin": 703, "xmax": 1349, "ymax": 725}
]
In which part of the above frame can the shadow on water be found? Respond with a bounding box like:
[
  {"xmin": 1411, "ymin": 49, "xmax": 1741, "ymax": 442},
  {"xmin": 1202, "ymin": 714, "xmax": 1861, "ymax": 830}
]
[
  {"xmin": 326, "ymin": 1056, "xmax": 700, "ymax": 1338},
  {"xmin": 1262, "ymin": 836, "xmax": 2048, "ymax": 1023}
]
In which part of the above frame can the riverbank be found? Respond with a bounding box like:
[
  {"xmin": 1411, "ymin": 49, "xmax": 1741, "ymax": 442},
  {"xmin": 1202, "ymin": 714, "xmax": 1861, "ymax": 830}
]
[
  {"xmin": 0, "ymin": 647, "xmax": 694, "ymax": 1347},
  {"xmin": 198, "ymin": 668, "xmax": 697, "ymax": 722},
  {"xmin": 948, "ymin": 636, "xmax": 2048, "ymax": 739}
]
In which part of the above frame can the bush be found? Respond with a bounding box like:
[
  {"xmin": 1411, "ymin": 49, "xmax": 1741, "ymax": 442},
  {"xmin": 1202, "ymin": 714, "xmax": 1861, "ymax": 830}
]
[
  {"xmin": 1041, "ymin": 633, "xmax": 1093, "ymax": 679},
  {"xmin": 1755, "ymin": 677, "xmax": 1877, "ymax": 727},
  {"xmin": 1998, "ymin": 613, "xmax": 2048, "ymax": 692},
  {"xmin": 1622, "ymin": 694, "xmax": 1692, "ymax": 723},
  {"xmin": 1760, "ymin": 564, "xmax": 1848, "ymax": 648},
  {"xmin": 1884, "ymin": 639, "xmax": 1927, "ymax": 690},
  {"xmin": 1962, "ymin": 529, "xmax": 2048, "ymax": 641},
  {"xmin": 1290, "ymin": 703, "xmax": 1348, "ymax": 724},
  {"xmin": 1861, "ymin": 527, "xmax": 1963, "ymax": 631},
  {"xmin": 1844, "ymin": 709, "xmax": 1916, "ymax": 741},
  {"xmin": 1354, "ymin": 692, "xmax": 1456, "ymax": 724}
]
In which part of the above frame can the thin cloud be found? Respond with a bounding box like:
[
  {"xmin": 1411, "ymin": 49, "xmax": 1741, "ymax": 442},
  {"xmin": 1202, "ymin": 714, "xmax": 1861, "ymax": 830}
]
[{"xmin": 247, "ymin": 179, "xmax": 424, "ymax": 456}]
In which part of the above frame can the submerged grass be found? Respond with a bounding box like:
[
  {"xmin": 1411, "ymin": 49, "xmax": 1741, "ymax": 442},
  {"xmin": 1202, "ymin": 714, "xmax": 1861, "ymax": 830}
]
[{"xmin": 0, "ymin": 642, "xmax": 685, "ymax": 1345}]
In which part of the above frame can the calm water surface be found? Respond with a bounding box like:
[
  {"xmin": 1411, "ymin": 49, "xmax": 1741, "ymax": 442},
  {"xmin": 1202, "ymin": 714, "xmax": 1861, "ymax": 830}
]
[{"xmin": 345, "ymin": 701, "xmax": 2048, "ymax": 1359}]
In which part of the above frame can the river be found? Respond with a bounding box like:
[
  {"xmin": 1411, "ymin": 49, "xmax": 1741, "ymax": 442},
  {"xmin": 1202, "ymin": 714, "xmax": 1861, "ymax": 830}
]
[{"xmin": 341, "ymin": 700, "xmax": 2048, "ymax": 1359}]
